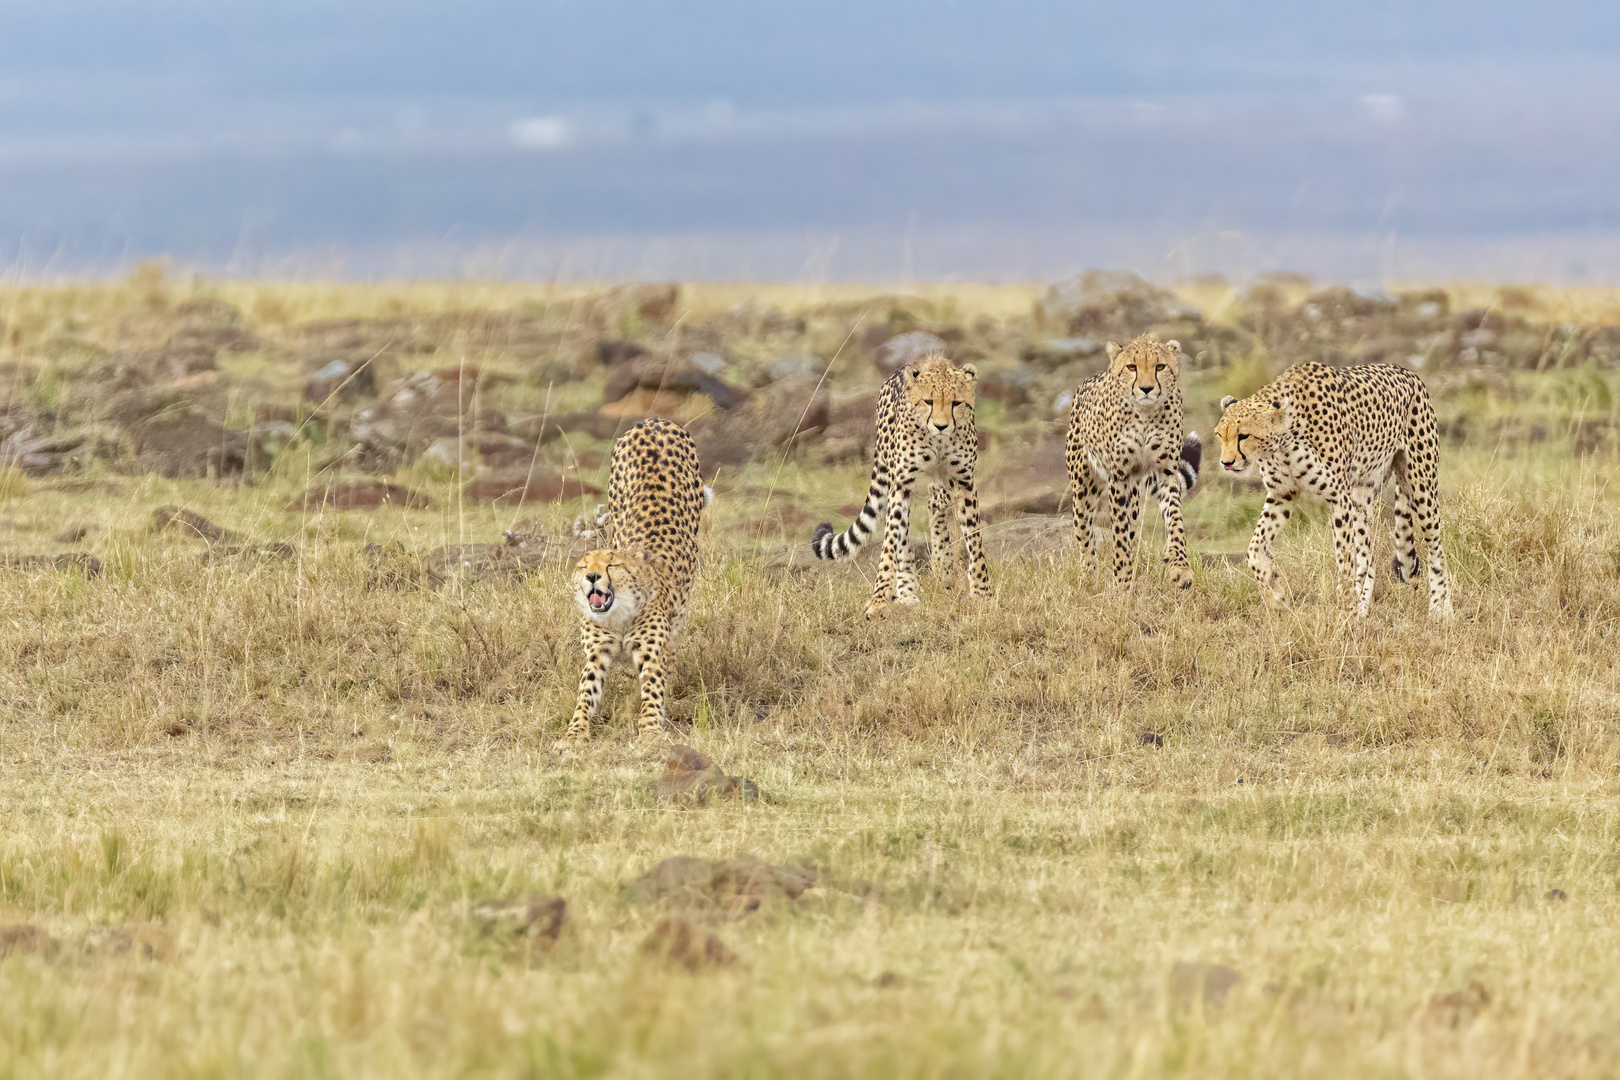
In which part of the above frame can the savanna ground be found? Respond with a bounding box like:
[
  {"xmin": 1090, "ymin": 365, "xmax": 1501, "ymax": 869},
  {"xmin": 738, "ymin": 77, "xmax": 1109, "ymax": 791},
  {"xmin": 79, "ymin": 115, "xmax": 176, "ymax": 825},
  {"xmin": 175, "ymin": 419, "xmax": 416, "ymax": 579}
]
[{"xmin": 1, "ymin": 274, "xmax": 1619, "ymax": 1078}]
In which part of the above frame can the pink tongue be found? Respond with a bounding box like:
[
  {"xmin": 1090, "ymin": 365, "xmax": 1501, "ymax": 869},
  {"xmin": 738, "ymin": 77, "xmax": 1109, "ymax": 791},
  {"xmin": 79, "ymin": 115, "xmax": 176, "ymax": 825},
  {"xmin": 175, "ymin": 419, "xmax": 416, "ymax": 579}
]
[{"xmin": 589, "ymin": 592, "xmax": 609, "ymax": 609}]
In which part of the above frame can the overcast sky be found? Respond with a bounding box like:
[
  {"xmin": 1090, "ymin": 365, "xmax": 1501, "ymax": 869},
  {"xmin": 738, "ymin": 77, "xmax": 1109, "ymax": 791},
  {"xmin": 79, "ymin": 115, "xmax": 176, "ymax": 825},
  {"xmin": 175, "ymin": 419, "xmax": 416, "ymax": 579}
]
[{"xmin": 2, "ymin": 1, "xmax": 1618, "ymax": 280}]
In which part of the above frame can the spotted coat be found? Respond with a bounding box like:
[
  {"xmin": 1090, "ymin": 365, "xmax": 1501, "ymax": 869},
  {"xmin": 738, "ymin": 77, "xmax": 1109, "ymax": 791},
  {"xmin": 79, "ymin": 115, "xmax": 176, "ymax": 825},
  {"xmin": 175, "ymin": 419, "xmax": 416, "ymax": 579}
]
[
  {"xmin": 560, "ymin": 418, "xmax": 707, "ymax": 744},
  {"xmin": 1216, "ymin": 362, "xmax": 1451, "ymax": 617},
  {"xmin": 811, "ymin": 355, "xmax": 990, "ymax": 618},
  {"xmin": 1065, "ymin": 334, "xmax": 1200, "ymax": 589}
]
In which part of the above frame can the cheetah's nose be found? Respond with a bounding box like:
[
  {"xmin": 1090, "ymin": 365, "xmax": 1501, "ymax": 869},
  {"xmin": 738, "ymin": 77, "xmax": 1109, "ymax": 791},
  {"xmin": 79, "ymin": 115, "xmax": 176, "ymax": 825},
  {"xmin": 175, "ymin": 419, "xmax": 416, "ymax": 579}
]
[
  {"xmin": 585, "ymin": 572, "xmax": 601, "ymax": 584},
  {"xmin": 933, "ymin": 422, "xmax": 950, "ymax": 432}
]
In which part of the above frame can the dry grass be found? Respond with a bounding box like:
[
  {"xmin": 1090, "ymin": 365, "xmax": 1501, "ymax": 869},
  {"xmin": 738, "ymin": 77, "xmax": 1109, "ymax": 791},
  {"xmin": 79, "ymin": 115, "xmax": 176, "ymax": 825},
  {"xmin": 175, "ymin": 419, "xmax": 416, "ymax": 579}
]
[{"xmin": 0, "ymin": 277, "xmax": 1619, "ymax": 1077}]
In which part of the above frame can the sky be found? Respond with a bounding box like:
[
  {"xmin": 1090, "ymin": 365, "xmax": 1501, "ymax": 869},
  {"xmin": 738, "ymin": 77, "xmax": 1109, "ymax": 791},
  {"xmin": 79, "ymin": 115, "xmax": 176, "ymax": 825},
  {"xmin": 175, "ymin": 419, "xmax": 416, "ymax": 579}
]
[{"xmin": 2, "ymin": 1, "xmax": 1618, "ymax": 280}]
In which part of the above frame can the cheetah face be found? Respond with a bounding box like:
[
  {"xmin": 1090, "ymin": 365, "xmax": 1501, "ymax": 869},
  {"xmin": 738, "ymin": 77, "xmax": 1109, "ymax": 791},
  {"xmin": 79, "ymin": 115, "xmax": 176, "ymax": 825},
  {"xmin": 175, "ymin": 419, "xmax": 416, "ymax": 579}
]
[
  {"xmin": 1216, "ymin": 394, "xmax": 1288, "ymax": 475},
  {"xmin": 904, "ymin": 355, "xmax": 977, "ymax": 443},
  {"xmin": 1106, "ymin": 336, "xmax": 1180, "ymax": 410},
  {"xmin": 572, "ymin": 549, "xmax": 654, "ymax": 630}
]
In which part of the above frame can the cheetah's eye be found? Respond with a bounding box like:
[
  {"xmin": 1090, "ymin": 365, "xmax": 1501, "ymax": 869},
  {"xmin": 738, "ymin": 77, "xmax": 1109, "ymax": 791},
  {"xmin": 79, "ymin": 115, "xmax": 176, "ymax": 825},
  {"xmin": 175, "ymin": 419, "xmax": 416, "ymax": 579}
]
[
  {"xmin": 951, "ymin": 400, "xmax": 961, "ymax": 408},
  {"xmin": 1155, "ymin": 364, "xmax": 1165, "ymax": 372}
]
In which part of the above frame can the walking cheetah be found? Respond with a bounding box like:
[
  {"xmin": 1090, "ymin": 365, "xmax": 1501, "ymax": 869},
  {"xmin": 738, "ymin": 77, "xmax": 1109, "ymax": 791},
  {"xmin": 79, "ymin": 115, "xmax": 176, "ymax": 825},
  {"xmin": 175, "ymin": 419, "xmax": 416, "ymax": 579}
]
[
  {"xmin": 1216, "ymin": 362, "xmax": 1451, "ymax": 617},
  {"xmin": 811, "ymin": 354, "xmax": 990, "ymax": 618},
  {"xmin": 559, "ymin": 418, "xmax": 708, "ymax": 745},
  {"xmin": 1065, "ymin": 334, "xmax": 1202, "ymax": 589}
]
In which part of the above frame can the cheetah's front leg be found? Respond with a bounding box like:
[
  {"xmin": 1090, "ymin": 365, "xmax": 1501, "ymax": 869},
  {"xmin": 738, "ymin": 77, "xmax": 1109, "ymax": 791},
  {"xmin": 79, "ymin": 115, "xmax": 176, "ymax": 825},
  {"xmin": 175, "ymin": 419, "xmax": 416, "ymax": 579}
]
[
  {"xmin": 558, "ymin": 622, "xmax": 618, "ymax": 746},
  {"xmin": 628, "ymin": 615, "xmax": 676, "ymax": 738},
  {"xmin": 952, "ymin": 472, "xmax": 990, "ymax": 598},
  {"xmin": 868, "ymin": 475, "xmax": 916, "ymax": 619},
  {"xmin": 1148, "ymin": 466, "xmax": 1193, "ymax": 589},
  {"xmin": 1105, "ymin": 475, "xmax": 1143, "ymax": 588},
  {"xmin": 1248, "ymin": 489, "xmax": 1293, "ymax": 604},
  {"xmin": 1069, "ymin": 463, "xmax": 1103, "ymax": 576},
  {"xmin": 927, "ymin": 482, "xmax": 957, "ymax": 586},
  {"xmin": 1345, "ymin": 489, "xmax": 1377, "ymax": 617}
]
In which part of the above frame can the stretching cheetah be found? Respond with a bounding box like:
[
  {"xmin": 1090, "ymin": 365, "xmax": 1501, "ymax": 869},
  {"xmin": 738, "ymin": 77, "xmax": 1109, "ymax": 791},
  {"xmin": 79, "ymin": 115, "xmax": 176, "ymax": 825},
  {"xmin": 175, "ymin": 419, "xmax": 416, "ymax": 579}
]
[
  {"xmin": 1216, "ymin": 362, "xmax": 1451, "ymax": 617},
  {"xmin": 811, "ymin": 354, "xmax": 990, "ymax": 618},
  {"xmin": 559, "ymin": 418, "xmax": 707, "ymax": 745}
]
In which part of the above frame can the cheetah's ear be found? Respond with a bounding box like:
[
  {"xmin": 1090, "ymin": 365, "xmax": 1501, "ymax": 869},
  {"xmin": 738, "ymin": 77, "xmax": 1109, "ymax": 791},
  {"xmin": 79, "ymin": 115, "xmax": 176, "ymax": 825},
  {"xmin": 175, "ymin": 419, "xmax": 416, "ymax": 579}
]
[
  {"xmin": 1165, "ymin": 340, "xmax": 1181, "ymax": 354},
  {"xmin": 1105, "ymin": 341, "xmax": 1121, "ymax": 361},
  {"xmin": 1219, "ymin": 395, "xmax": 1237, "ymax": 411},
  {"xmin": 961, "ymin": 363, "xmax": 978, "ymax": 380},
  {"xmin": 903, "ymin": 365, "xmax": 920, "ymax": 382},
  {"xmin": 633, "ymin": 550, "xmax": 650, "ymax": 563}
]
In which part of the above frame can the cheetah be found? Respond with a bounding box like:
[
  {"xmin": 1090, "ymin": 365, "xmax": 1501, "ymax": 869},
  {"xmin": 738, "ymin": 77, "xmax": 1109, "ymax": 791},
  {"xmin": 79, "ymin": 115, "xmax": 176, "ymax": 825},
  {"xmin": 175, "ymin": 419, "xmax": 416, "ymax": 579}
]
[
  {"xmin": 811, "ymin": 354, "xmax": 990, "ymax": 618},
  {"xmin": 1216, "ymin": 362, "xmax": 1451, "ymax": 617},
  {"xmin": 559, "ymin": 418, "xmax": 708, "ymax": 745},
  {"xmin": 1065, "ymin": 334, "xmax": 1202, "ymax": 589}
]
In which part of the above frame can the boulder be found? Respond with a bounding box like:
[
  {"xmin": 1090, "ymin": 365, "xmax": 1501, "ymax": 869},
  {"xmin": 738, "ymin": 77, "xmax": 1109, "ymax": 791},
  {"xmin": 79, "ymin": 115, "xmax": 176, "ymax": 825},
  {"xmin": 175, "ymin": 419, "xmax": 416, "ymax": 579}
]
[
  {"xmin": 602, "ymin": 355, "xmax": 748, "ymax": 411},
  {"xmin": 1037, "ymin": 271, "xmax": 1201, "ymax": 340},
  {"xmin": 688, "ymin": 374, "xmax": 830, "ymax": 467},
  {"xmin": 655, "ymin": 744, "xmax": 763, "ymax": 804},
  {"xmin": 128, "ymin": 411, "xmax": 257, "ymax": 478}
]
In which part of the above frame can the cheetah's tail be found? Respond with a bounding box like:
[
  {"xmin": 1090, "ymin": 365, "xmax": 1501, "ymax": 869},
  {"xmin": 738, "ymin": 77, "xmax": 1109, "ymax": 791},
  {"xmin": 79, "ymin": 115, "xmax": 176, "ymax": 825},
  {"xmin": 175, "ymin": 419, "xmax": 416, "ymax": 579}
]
[
  {"xmin": 1178, "ymin": 432, "xmax": 1202, "ymax": 498},
  {"xmin": 812, "ymin": 470, "xmax": 888, "ymax": 560}
]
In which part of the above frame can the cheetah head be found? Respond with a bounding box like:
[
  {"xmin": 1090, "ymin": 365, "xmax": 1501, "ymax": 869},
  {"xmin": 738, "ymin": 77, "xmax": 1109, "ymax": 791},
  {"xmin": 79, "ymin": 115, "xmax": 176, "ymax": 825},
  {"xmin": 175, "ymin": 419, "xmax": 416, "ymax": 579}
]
[
  {"xmin": 1216, "ymin": 393, "xmax": 1289, "ymax": 475},
  {"xmin": 1106, "ymin": 335, "xmax": 1180, "ymax": 410},
  {"xmin": 572, "ymin": 549, "xmax": 655, "ymax": 630},
  {"xmin": 904, "ymin": 355, "xmax": 977, "ymax": 443}
]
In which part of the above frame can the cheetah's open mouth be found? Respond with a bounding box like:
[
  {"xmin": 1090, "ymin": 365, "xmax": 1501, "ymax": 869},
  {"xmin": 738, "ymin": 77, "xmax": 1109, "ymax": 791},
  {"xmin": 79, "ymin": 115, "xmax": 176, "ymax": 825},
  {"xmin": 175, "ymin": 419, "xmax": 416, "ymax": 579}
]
[{"xmin": 586, "ymin": 586, "xmax": 614, "ymax": 613}]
